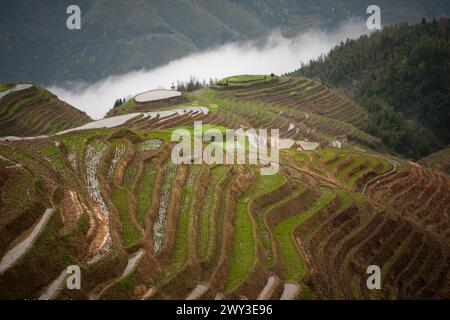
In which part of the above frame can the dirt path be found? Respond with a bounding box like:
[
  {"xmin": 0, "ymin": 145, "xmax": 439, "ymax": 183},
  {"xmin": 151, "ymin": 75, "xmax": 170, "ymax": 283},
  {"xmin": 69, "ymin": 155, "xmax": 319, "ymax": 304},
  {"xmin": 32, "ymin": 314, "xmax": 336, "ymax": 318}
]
[
  {"xmin": 121, "ymin": 250, "xmax": 145, "ymax": 278},
  {"xmin": 141, "ymin": 287, "xmax": 157, "ymax": 300},
  {"xmin": 186, "ymin": 283, "xmax": 208, "ymax": 300},
  {"xmin": 0, "ymin": 106, "xmax": 209, "ymax": 140},
  {"xmin": 362, "ymin": 159, "xmax": 398, "ymax": 194},
  {"xmin": 257, "ymin": 276, "xmax": 279, "ymax": 300},
  {"xmin": 0, "ymin": 208, "xmax": 55, "ymax": 274},
  {"xmin": 0, "ymin": 84, "xmax": 33, "ymax": 100},
  {"xmin": 214, "ymin": 293, "xmax": 224, "ymax": 300},
  {"xmin": 38, "ymin": 269, "xmax": 67, "ymax": 300},
  {"xmin": 58, "ymin": 113, "xmax": 143, "ymax": 135},
  {"xmin": 93, "ymin": 249, "xmax": 145, "ymax": 299},
  {"xmin": 280, "ymin": 283, "xmax": 300, "ymax": 300}
]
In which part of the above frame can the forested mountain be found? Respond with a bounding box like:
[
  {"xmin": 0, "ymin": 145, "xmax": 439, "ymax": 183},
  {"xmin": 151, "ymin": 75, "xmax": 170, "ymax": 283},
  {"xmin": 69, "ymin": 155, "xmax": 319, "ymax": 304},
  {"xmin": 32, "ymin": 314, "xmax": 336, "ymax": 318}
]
[
  {"xmin": 292, "ymin": 19, "xmax": 450, "ymax": 159},
  {"xmin": 1, "ymin": 0, "xmax": 450, "ymax": 85}
]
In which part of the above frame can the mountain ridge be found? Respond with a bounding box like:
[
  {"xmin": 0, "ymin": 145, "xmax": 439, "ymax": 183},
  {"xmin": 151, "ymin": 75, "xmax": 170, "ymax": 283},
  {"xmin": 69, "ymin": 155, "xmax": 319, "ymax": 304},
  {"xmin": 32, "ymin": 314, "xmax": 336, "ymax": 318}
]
[{"xmin": 2, "ymin": 0, "xmax": 450, "ymax": 85}]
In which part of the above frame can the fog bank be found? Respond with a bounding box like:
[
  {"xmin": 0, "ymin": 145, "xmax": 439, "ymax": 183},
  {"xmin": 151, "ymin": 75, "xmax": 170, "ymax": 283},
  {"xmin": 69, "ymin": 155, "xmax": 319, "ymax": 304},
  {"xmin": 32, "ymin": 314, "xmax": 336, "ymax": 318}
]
[{"xmin": 50, "ymin": 19, "xmax": 368, "ymax": 119}]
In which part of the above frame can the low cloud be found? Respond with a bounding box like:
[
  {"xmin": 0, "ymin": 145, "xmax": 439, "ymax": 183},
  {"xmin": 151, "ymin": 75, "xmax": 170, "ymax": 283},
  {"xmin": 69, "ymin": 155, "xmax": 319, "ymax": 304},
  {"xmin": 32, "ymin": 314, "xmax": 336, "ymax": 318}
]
[{"xmin": 50, "ymin": 18, "xmax": 368, "ymax": 119}]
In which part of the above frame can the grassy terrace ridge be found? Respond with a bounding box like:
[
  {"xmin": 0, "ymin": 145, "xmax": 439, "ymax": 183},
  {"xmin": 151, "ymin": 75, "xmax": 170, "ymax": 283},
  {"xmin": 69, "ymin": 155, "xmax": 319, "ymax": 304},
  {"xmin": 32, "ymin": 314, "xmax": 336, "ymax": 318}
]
[
  {"xmin": 235, "ymin": 79, "xmax": 303, "ymax": 98},
  {"xmin": 136, "ymin": 163, "xmax": 157, "ymax": 227},
  {"xmin": 217, "ymin": 75, "xmax": 270, "ymax": 84},
  {"xmin": 0, "ymin": 160, "xmax": 36, "ymax": 218},
  {"xmin": 107, "ymin": 139, "xmax": 126, "ymax": 180},
  {"xmin": 225, "ymin": 172, "xmax": 285, "ymax": 291},
  {"xmin": 316, "ymin": 148, "xmax": 393, "ymax": 189},
  {"xmin": 111, "ymin": 185, "xmax": 142, "ymax": 247},
  {"xmin": 209, "ymin": 75, "xmax": 378, "ymax": 149},
  {"xmin": 298, "ymin": 190, "xmax": 352, "ymax": 242},
  {"xmin": 58, "ymin": 129, "xmax": 112, "ymax": 172},
  {"xmin": 198, "ymin": 165, "xmax": 229, "ymax": 260},
  {"xmin": 0, "ymin": 84, "xmax": 91, "ymax": 137},
  {"xmin": 419, "ymin": 147, "xmax": 450, "ymax": 174},
  {"xmin": 0, "ymin": 83, "xmax": 7, "ymax": 92},
  {"xmin": 38, "ymin": 142, "xmax": 77, "ymax": 186},
  {"xmin": 274, "ymin": 192, "xmax": 336, "ymax": 282},
  {"xmin": 163, "ymin": 166, "xmax": 202, "ymax": 278},
  {"xmin": 106, "ymin": 99, "xmax": 137, "ymax": 117},
  {"xmin": 123, "ymin": 164, "xmax": 138, "ymax": 190},
  {"xmin": 255, "ymin": 182, "xmax": 310, "ymax": 266},
  {"xmin": 215, "ymin": 75, "xmax": 278, "ymax": 89}
]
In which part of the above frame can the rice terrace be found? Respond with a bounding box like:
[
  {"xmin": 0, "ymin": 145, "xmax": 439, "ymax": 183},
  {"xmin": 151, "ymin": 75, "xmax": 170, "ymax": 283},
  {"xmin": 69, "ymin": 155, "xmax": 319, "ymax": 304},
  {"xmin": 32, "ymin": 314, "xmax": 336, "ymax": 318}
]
[
  {"xmin": 0, "ymin": 73, "xmax": 448, "ymax": 301},
  {"xmin": 0, "ymin": 1, "xmax": 450, "ymax": 306}
]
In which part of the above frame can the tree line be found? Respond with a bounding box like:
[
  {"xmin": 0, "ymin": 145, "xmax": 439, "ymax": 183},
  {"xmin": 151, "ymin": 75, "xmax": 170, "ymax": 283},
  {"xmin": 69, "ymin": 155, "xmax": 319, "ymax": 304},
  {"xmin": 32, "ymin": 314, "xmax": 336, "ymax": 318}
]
[
  {"xmin": 292, "ymin": 18, "xmax": 450, "ymax": 159},
  {"xmin": 113, "ymin": 77, "xmax": 217, "ymax": 108}
]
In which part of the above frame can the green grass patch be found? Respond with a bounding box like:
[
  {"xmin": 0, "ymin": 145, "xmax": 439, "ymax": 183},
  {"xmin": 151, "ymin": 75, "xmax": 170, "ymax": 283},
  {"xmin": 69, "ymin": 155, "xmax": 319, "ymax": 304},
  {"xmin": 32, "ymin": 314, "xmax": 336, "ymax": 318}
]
[
  {"xmin": 274, "ymin": 192, "xmax": 335, "ymax": 281},
  {"xmin": 225, "ymin": 173, "xmax": 285, "ymax": 291},
  {"xmin": 136, "ymin": 139, "xmax": 163, "ymax": 152},
  {"xmin": 75, "ymin": 210, "xmax": 90, "ymax": 235},
  {"xmin": 116, "ymin": 272, "xmax": 138, "ymax": 296},
  {"xmin": 58, "ymin": 129, "xmax": 111, "ymax": 171},
  {"xmin": 58, "ymin": 129, "xmax": 112, "ymax": 148},
  {"xmin": 300, "ymin": 283, "xmax": 313, "ymax": 299},
  {"xmin": 0, "ymin": 145, "xmax": 35, "ymax": 163},
  {"xmin": 198, "ymin": 166, "xmax": 229, "ymax": 259},
  {"xmin": 1, "ymin": 169, "xmax": 35, "ymax": 215},
  {"xmin": 39, "ymin": 143, "xmax": 76, "ymax": 184},
  {"xmin": 123, "ymin": 164, "xmax": 137, "ymax": 190},
  {"xmin": 217, "ymin": 75, "xmax": 269, "ymax": 85},
  {"xmin": 125, "ymin": 99, "xmax": 136, "ymax": 109},
  {"xmin": 45, "ymin": 122, "xmax": 68, "ymax": 134},
  {"xmin": 165, "ymin": 166, "xmax": 202, "ymax": 277},
  {"xmin": 136, "ymin": 163, "xmax": 157, "ymax": 227},
  {"xmin": 336, "ymin": 158, "xmax": 364, "ymax": 181},
  {"xmin": 426, "ymin": 151, "xmax": 449, "ymax": 168},
  {"xmin": 111, "ymin": 185, "xmax": 142, "ymax": 247},
  {"xmin": 256, "ymin": 183, "xmax": 306, "ymax": 267}
]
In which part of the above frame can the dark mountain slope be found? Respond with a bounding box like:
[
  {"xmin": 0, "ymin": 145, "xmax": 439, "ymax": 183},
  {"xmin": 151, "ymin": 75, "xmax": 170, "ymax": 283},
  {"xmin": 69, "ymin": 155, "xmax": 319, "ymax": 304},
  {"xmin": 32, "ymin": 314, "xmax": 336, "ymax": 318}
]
[
  {"xmin": 292, "ymin": 19, "xmax": 450, "ymax": 159},
  {"xmin": 1, "ymin": 0, "xmax": 450, "ymax": 85}
]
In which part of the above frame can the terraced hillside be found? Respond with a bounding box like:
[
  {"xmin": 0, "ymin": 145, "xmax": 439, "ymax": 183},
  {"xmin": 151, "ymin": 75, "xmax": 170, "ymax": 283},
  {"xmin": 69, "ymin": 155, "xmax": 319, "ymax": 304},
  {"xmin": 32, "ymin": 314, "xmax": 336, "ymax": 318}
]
[
  {"xmin": 209, "ymin": 75, "xmax": 383, "ymax": 151},
  {"xmin": 0, "ymin": 76, "xmax": 448, "ymax": 300},
  {"xmin": 0, "ymin": 83, "xmax": 91, "ymax": 137},
  {"xmin": 419, "ymin": 147, "xmax": 450, "ymax": 175}
]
